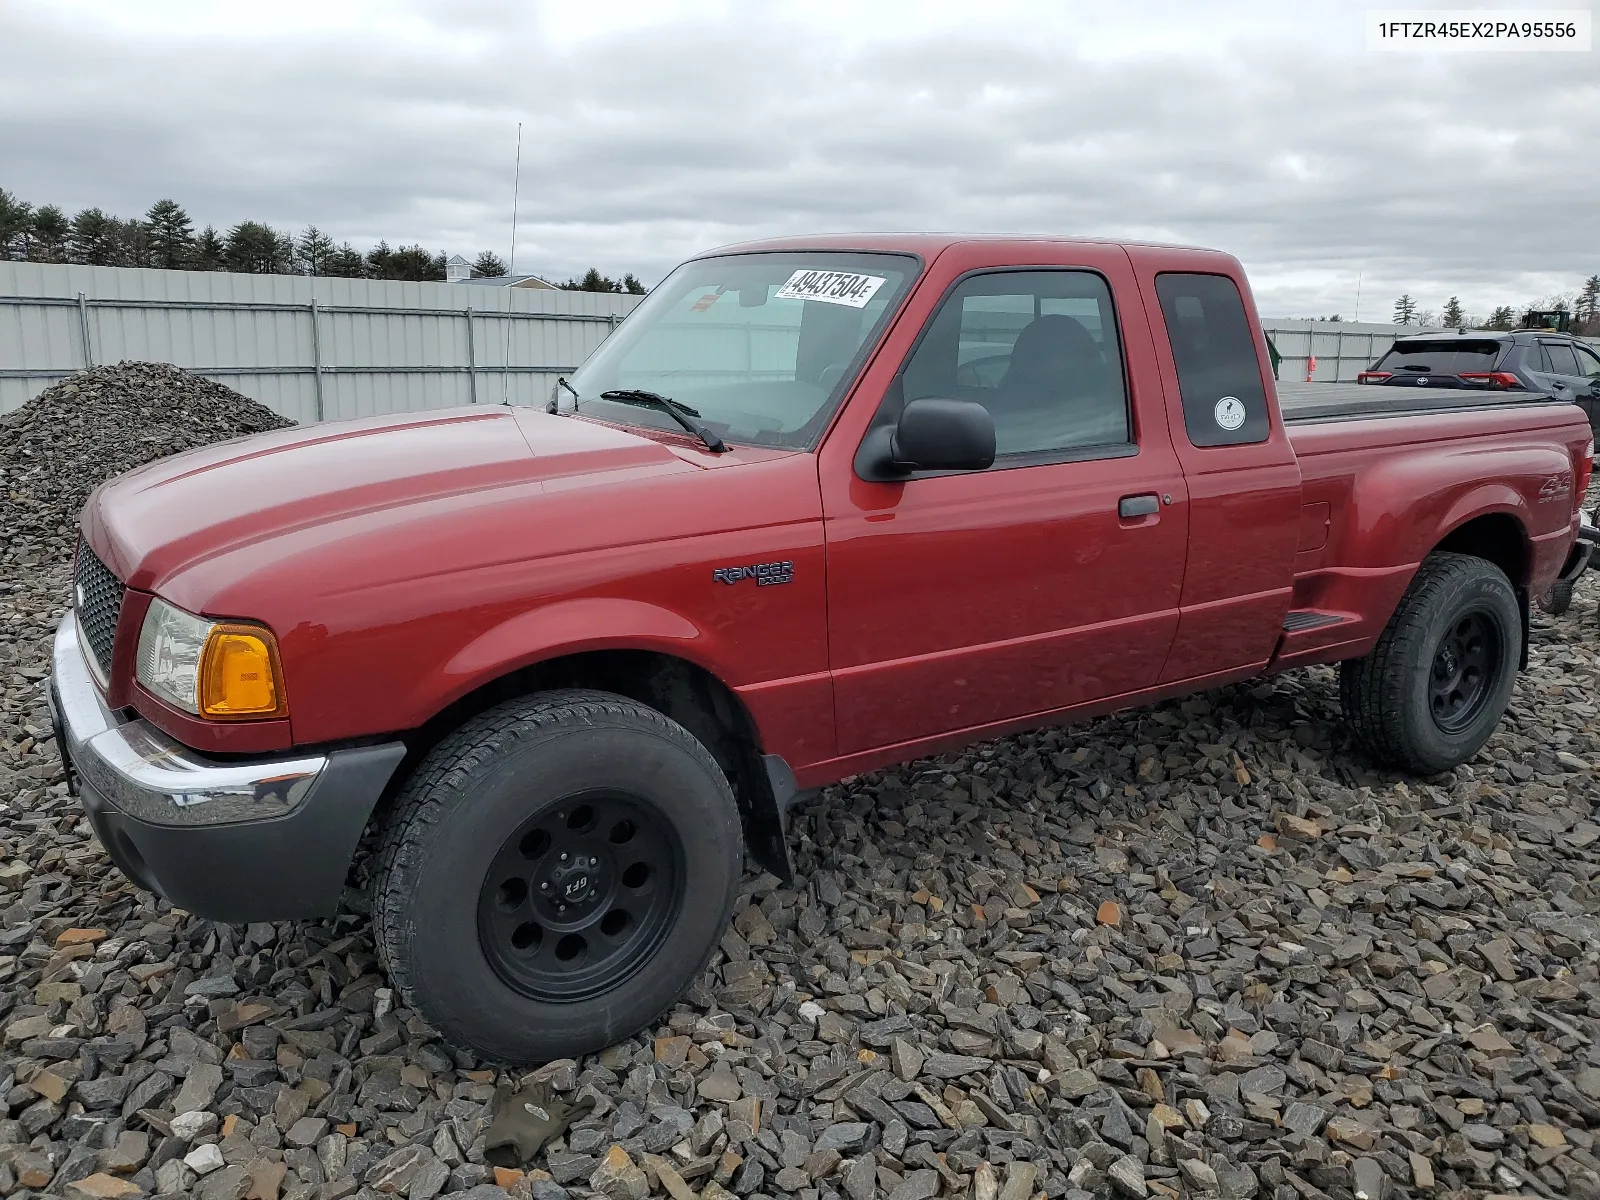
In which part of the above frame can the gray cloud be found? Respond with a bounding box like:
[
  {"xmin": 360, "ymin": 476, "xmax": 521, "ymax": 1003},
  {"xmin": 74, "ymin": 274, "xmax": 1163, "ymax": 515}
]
[{"xmin": 1, "ymin": 1, "xmax": 1594, "ymax": 318}]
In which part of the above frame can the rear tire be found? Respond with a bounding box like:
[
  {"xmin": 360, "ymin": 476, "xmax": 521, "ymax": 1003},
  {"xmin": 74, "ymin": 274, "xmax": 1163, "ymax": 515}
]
[
  {"xmin": 1538, "ymin": 578, "xmax": 1574, "ymax": 616},
  {"xmin": 373, "ymin": 689, "xmax": 743, "ymax": 1064},
  {"xmin": 1340, "ymin": 553, "xmax": 1520, "ymax": 774}
]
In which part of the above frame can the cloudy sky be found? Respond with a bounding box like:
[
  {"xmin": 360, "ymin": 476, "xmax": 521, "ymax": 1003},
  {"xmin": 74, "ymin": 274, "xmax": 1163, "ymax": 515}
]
[{"xmin": 2, "ymin": 0, "xmax": 1595, "ymax": 319}]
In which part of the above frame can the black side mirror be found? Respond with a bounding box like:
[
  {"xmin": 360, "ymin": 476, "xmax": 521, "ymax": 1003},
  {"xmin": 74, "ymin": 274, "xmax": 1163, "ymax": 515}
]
[{"xmin": 855, "ymin": 397, "xmax": 996, "ymax": 481}]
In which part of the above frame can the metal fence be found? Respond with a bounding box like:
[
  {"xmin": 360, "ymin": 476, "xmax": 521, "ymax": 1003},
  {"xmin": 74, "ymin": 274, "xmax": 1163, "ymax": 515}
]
[
  {"xmin": 0, "ymin": 262, "xmax": 643, "ymax": 421},
  {"xmin": 1260, "ymin": 320, "xmax": 1444, "ymax": 382}
]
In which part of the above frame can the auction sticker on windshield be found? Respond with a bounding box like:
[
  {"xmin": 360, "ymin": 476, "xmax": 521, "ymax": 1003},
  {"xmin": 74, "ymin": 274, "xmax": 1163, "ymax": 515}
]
[{"xmin": 775, "ymin": 269, "xmax": 886, "ymax": 309}]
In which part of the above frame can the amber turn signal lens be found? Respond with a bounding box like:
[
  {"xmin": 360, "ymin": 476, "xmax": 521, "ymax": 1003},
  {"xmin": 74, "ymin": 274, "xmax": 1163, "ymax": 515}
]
[{"xmin": 199, "ymin": 625, "xmax": 286, "ymax": 719}]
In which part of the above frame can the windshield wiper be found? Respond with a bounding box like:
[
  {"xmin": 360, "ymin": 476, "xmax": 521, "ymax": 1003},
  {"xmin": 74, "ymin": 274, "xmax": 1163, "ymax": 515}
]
[{"xmin": 599, "ymin": 389, "xmax": 728, "ymax": 453}]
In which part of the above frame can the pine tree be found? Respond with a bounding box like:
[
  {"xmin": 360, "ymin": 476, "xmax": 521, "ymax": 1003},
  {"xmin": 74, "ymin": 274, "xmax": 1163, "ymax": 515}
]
[
  {"xmin": 225, "ymin": 221, "xmax": 288, "ymax": 273},
  {"xmin": 562, "ymin": 268, "xmax": 625, "ymax": 293},
  {"xmin": 1485, "ymin": 305, "xmax": 1516, "ymax": 330},
  {"xmin": 68, "ymin": 208, "xmax": 118, "ymax": 265},
  {"xmin": 0, "ymin": 189, "xmax": 33, "ymax": 260},
  {"xmin": 28, "ymin": 205, "xmax": 68, "ymax": 262},
  {"xmin": 325, "ymin": 242, "xmax": 366, "ymax": 277},
  {"xmin": 275, "ymin": 230, "xmax": 298, "ymax": 273},
  {"xmin": 471, "ymin": 250, "xmax": 507, "ymax": 277},
  {"xmin": 364, "ymin": 241, "xmax": 394, "ymax": 278},
  {"xmin": 1577, "ymin": 275, "xmax": 1600, "ymax": 335},
  {"xmin": 1392, "ymin": 294, "xmax": 1418, "ymax": 325},
  {"xmin": 371, "ymin": 244, "xmax": 445, "ymax": 281},
  {"xmin": 296, "ymin": 226, "xmax": 335, "ymax": 275},
  {"xmin": 192, "ymin": 225, "xmax": 226, "ymax": 270},
  {"xmin": 145, "ymin": 199, "xmax": 194, "ymax": 269},
  {"xmin": 115, "ymin": 218, "xmax": 154, "ymax": 268},
  {"xmin": 622, "ymin": 273, "xmax": 646, "ymax": 295},
  {"xmin": 1441, "ymin": 296, "xmax": 1464, "ymax": 328}
]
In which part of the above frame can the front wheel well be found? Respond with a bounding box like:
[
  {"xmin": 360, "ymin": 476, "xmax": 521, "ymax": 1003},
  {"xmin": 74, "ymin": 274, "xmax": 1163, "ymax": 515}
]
[{"xmin": 384, "ymin": 650, "xmax": 791, "ymax": 879}]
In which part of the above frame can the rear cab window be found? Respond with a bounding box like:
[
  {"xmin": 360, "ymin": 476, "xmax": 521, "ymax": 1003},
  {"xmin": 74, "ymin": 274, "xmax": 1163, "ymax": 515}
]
[
  {"xmin": 1153, "ymin": 273, "xmax": 1270, "ymax": 447},
  {"xmin": 1374, "ymin": 340, "xmax": 1506, "ymax": 375}
]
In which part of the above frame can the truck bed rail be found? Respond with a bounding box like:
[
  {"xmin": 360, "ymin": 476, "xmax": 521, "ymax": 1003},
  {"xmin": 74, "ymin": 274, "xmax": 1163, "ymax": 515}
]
[{"xmin": 1277, "ymin": 380, "xmax": 1560, "ymax": 425}]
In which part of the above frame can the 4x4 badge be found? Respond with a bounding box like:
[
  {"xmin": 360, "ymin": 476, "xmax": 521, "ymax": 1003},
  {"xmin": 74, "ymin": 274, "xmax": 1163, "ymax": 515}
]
[{"xmin": 713, "ymin": 561, "xmax": 794, "ymax": 586}]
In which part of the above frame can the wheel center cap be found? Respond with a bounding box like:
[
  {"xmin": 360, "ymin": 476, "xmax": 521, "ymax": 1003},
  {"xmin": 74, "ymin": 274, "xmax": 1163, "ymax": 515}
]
[{"xmin": 541, "ymin": 854, "xmax": 606, "ymax": 915}]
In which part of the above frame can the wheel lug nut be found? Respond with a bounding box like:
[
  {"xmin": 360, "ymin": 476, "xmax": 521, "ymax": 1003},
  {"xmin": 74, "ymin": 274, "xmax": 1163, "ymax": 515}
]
[
  {"xmin": 559, "ymin": 852, "xmax": 568, "ymax": 862},
  {"xmin": 540, "ymin": 882, "xmax": 548, "ymax": 891}
]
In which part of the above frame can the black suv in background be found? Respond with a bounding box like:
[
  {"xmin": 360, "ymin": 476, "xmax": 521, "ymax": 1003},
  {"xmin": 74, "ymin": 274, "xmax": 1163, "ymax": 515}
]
[{"xmin": 1359, "ymin": 331, "xmax": 1600, "ymax": 420}]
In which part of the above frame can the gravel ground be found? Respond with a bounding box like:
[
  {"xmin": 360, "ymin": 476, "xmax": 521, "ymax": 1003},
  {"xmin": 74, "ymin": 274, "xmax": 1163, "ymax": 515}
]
[{"xmin": 6, "ymin": 365, "xmax": 1600, "ymax": 1200}]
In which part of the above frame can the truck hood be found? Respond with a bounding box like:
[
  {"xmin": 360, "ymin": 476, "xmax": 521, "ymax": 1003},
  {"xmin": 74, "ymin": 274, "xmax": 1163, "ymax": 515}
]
[{"xmin": 83, "ymin": 406, "xmax": 737, "ymax": 596}]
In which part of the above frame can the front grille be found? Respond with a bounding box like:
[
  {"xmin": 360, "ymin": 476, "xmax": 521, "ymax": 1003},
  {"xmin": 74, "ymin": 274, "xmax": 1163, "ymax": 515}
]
[{"xmin": 74, "ymin": 542, "xmax": 126, "ymax": 679}]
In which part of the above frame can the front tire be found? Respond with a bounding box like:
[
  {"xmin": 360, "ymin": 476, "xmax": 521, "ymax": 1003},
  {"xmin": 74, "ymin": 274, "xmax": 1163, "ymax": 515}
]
[
  {"xmin": 373, "ymin": 690, "xmax": 743, "ymax": 1064},
  {"xmin": 1340, "ymin": 553, "xmax": 1520, "ymax": 774}
]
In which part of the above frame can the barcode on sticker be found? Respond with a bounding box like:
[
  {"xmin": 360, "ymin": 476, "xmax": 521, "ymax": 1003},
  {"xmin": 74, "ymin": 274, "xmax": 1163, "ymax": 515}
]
[{"xmin": 775, "ymin": 270, "xmax": 886, "ymax": 309}]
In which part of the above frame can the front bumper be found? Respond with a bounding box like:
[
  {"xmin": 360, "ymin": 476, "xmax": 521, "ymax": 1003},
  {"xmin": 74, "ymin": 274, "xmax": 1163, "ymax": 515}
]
[{"xmin": 47, "ymin": 611, "xmax": 406, "ymax": 923}]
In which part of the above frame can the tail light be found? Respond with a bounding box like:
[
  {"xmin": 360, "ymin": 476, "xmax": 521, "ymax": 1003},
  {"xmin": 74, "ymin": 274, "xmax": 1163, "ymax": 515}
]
[
  {"xmin": 1579, "ymin": 438, "xmax": 1595, "ymax": 510},
  {"xmin": 1457, "ymin": 372, "xmax": 1523, "ymax": 389},
  {"xmin": 1357, "ymin": 371, "xmax": 1391, "ymax": 384}
]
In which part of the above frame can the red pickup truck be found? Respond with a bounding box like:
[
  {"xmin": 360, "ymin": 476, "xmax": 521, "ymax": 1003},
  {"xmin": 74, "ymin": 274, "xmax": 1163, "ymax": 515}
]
[{"xmin": 49, "ymin": 235, "xmax": 1592, "ymax": 1063}]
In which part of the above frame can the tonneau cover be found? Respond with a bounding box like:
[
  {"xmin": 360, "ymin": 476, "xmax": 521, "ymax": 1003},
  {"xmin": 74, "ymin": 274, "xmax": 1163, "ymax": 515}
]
[{"xmin": 1277, "ymin": 380, "xmax": 1559, "ymax": 424}]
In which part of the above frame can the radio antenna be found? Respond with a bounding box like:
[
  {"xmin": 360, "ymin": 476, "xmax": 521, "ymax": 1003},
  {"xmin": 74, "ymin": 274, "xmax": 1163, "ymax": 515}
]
[{"xmin": 501, "ymin": 121, "xmax": 522, "ymax": 406}]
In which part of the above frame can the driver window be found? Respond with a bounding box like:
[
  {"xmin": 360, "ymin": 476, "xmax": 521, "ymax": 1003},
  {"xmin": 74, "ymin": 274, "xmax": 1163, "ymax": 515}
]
[{"xmin": 900, "ymin": 270, "xmax": 1132, "ymax": 458}]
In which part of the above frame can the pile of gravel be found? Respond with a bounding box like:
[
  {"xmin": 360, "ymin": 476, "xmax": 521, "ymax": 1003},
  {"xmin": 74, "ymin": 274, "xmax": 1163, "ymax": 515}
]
[
  {"xmin": 4, "ymin": 390, "xmax": 1600, "ymax": 1200},
  {"xmin": 0, "ymin": 362, "xmax": 293, "ymax": 570}
]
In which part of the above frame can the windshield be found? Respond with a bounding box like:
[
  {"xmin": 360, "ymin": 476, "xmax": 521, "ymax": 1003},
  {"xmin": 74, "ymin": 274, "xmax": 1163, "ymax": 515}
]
[
  {"xmin": 1373, "ymin": 339, "xmax": 1505, "ymax": 374},
  {"xmin": 562, "ymin": 251, "xmax": 918, "ymax": 449}
]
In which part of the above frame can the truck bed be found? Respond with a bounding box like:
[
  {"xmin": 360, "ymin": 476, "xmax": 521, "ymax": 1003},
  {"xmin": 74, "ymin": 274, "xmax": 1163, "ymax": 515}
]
[{"xmin": 1277, "ymin": 380, "xmax": 1559, "ymax": 424}]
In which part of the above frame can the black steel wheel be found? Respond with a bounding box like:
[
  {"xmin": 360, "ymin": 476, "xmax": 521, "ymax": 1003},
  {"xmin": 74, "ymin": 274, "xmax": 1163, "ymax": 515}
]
[
  {"xmin": 1427, "ymin": 610, "xmax": 1503, "ymax": 734},
  {"xmin": 477, "ymin": 792, "xmax": 684, "ymax": 1002},
  {"xmin": 373, "ymin": 689, "xmax": 744, "ymax": 1064},
  {"xmin": 1340, "ymin": 552, "xmax": 1520, "ymax": 774}
]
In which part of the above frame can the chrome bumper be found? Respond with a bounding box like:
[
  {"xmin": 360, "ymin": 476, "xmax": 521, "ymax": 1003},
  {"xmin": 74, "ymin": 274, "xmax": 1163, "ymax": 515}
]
[{"xmin": 49, "ymin": 610, "xmax": 327, "ymax": 826}]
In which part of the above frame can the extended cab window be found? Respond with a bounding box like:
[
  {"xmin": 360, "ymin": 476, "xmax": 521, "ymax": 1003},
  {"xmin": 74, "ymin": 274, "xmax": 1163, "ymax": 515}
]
[
  {"xmin": 1154, "ymin": 273, "xmax": 1270, "ymax": 447},
  {"xmin": 900, "ymin": 270, "xmax": 1131, "ymax": 458},
  {"xmin": 564, "ymin": 252, "xmax": 916, "ymax": 450}
]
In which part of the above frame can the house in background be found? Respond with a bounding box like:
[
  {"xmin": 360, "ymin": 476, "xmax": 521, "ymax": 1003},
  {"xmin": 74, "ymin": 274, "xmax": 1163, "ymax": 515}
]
[{"xmin": 446, "ymin": 253, "xmax": 558, "ymax": 290}]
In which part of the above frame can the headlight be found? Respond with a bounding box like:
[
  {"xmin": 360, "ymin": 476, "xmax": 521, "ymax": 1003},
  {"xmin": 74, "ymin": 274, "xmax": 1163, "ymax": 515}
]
[{"xmin": 135, "ymin": 598, "xmax": 287, "ymax": 719}]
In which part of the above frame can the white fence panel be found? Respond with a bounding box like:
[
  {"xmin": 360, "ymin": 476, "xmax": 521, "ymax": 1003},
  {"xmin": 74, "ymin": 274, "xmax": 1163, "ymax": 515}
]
[{"xmin": 0, "ymin": 262, "xmax": 642, "ymax": 421}]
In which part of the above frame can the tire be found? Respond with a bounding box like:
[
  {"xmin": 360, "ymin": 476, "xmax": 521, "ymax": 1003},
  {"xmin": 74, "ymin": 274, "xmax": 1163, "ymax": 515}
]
[
  {"xmin": 373, "ymin": 689, "xmax": 744, "ymax": 1064},
  {"xmin": 1339, "ymin": 552, "xmax": 1520, "ymax": 775},
  {"xmin": 1538, "ymin": 578, "xmax": 1575, "ymax": 616}
]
